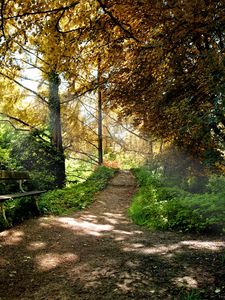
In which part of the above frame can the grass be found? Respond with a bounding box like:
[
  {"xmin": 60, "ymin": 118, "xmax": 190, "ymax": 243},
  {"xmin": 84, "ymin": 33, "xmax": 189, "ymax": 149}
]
[
  {"xmin": 178, "ymin": 288, "xmax": 202, "ymax": 300},
  {"xmin": 129, "ymin": 167, "xmax": 225, "ymax": 234}
]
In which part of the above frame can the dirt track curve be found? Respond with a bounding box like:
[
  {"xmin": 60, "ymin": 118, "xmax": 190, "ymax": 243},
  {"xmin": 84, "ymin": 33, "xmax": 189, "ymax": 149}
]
[{"xmin": 0, "ymin": 170, "xmax": 225, "ymax": 299}]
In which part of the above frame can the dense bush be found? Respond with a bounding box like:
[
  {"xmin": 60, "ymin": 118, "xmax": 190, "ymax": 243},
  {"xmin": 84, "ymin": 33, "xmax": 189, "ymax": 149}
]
[
  {"xmin": 167, "ymin": 193, "xmax": 225, "ymax": 233},
  {"xmin": 129, "ymin": 167, "xmax": 225, "ymax": 233},
  {"xmin": 206, "ymin": 174, "xmax": 225, "ymax": 194}
]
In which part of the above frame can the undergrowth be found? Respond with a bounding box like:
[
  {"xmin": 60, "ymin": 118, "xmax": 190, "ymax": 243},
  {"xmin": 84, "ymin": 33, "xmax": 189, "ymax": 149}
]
[
  {"xmin": 0, "ymin": 166, "xmax": 116, "ymax": 230},
  {"xmin": 129, "ymin": 167, "xmax": 225, "ymax": 234},
  {"xmin": 38, "ymin": 166, "xmax": 116, "ymax": 215}
]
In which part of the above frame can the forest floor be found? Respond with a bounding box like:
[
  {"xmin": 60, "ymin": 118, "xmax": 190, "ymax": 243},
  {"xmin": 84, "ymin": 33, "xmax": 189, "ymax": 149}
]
[{"xmin": 0, "ymin": 170, "xmax": 225, "ymax": 300}]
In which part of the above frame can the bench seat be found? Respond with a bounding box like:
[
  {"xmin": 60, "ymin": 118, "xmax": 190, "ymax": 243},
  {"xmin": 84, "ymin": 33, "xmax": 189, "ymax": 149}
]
[
  {"xmin": 0, "ymin": 170, "xmax": 46, "ymax": 227},
  {"xmin": 0, "ymin": 190, "xmax": 46, "ymax": 202}
]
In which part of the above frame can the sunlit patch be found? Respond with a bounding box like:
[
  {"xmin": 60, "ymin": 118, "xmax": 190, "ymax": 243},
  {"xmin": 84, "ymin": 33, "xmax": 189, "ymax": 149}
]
[
  {"xmin": 113, "ymin": 230, "xmax": 133, "ymax": 236},
  {"xmin": 130, "ymin": 243, "xmax": 144, "ymax": 248},
  {"xmin": 100, "ymin": 212, "xmax": 130, "ymax": 225},
  {"xmin": 0, "ymin": 257, "xmax": 9, "ymax": 266},
  {"xmin": 54, "ymin": 217, "xmax": 114, "ymax": 236},
  {"xmin": 0, "ymin": 230, "xmax": 24, "ymax": 245},
  {"xmin": 104, "ymin": 212, "xmax": 124, "ymax": 219},
  {"xmin": 85, "ymin": 280, "xmax": 102, "ymax": 288},
  {"xmin": 122, "ymin": 239, "xmax": 225, "ymax": 256},
  {"xmin": 122, "ymin": 246, "xmax": 136, "ymax": 252},
  {"xmin": 114, "ymin": 236, "xmax": 125, "ymax": 241},
  {"xmin": 181, "ymin": 240, "xmax": 225, "ymax": 251},
  {"xmin": 103, "ymin": 217, "xmax": 119, "ymax": 225},
  {"xmin": 125, "ymin": 260, "xmax": 140, "ymax": 268},
  {"xmin": 133, "ymin": 231, "xmax": 143, "ymax": 235},
  {"xmin": 116, "ymin": 279, "xmax": 133, "ymax": 293},
  {"xmin": 39, "ymin": 222, "xmax": 52, "ymax": 228},
  {"xmin": 80, "ymin": 215, "xmax": 97, "ymax": 222},
  {"xmin": 27, "ymin": 241, "xmax": 46, "ymax": 251},
  {"xmin": 38, "ymin": 216, "xmax": 54, "ymax": 228},
  {"xmin": 35, "ymin": 252, "xmax": 78, "ymax": 271},
  {"xmin": 122, "ymin": 243, "xmax": 183, "ymax": 256},
  {"xmin": 98, "ymin": 200, "xmax": 106, "ymax": 205},
  {"xmin": 139, "ymin": 244, "xmax": 181, "ymax": 255},
  {"xmin": 174, "ymin": 276, "xmax": 198, "ymax": 288}
]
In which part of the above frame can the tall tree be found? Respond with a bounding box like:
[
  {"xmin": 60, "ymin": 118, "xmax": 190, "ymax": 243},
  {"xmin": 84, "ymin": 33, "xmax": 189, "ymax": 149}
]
[
  {"xmin": 97, "ymin": 0, "xmax": 225, "ymax": 167},
  {"xmin": 97, "ymin": 56, "xmax": 103, "ymax": 165},
  {"xmin": 0, "ymin": 0, "xmax": 100, "ymax": 186}
]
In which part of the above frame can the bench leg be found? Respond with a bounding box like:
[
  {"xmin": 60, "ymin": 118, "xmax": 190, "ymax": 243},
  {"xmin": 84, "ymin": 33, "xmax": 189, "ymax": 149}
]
[
  {"xmin": 0, "ymin": 203, "xmax": 9, "ymax": 227},
  {"xmin": 33, "ymin": 195, "xmax": 41, "ymax": 216}
]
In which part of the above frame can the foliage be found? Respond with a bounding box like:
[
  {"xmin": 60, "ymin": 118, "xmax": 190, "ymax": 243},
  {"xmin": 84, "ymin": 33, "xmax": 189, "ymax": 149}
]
[
  {"xmin": 0, "ymin": 197, "xmax": 40, "ymax": 231},
  {"xmin": 10, "ymin": 131, "xmax": 63, "ymax": 190},
  {"xmin": 38, "ymin": 166, "xmax": 116, "ymax": 215},
  {"xmin": 66, "ymin": 159, "xmax": 93, "ymax": 184},
  {"xmin": 0, "ymin": 127, "xmax": 9, "ymax": 168},
  {"xmin": 101, "ymin": 1, "xmax": 225, "ymax": 168},
  {"xmin": 1, "ymin": 1, "xmax": 224, "ymax": 191},
  {"xmin": 206, "ymin": 174, "xmax": 225, "ymax": 194},
  {"xmin": 129, "ymin": 167, "xmax": 225, "ymax": 233},
  {"xmin": 0, "ymin": 123, "xmax": 19, "ymax": 193},
  {"xmin": 0, "ymin": 122, "xmax": 16, "ymax": 169}
]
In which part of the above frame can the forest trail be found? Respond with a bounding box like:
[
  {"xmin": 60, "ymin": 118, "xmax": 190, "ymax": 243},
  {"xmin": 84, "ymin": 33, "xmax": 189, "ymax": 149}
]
[{"xmin": 0, "ymin": 171, "xmax": 225, "ymax": 300}]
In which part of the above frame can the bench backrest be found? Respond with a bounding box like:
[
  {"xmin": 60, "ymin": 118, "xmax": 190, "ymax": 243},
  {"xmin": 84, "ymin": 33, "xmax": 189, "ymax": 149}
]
[{"xmin": 0, "ymin": 171, "xmax": 30, "ymax": 180}]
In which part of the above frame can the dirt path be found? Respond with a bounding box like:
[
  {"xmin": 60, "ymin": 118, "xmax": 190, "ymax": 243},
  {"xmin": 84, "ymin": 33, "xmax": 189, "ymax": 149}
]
[{"xmin": 0, "ymin": 171, "xmax": 225, "ymax": 299}]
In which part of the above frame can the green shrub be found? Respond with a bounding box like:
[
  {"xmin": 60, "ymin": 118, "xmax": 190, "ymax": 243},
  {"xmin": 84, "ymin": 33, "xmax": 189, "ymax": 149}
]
[
  {"xmin": 156, "ymin": 186, "xmax": 189, "ymax": 202},
  {"xmin": 6, "ymin": 197, "xmax": 40, "ymax": 224},
  {"xmin": 207, "ymin": 174, "xmax": 225, "ymax": 194},
  {"xmin": 39, "ymin": 166, "xmax": 116, "ymax": 215},
  {"xmin": 167, "ymin": 193, "xmax": 225, "ymax": 232},
  {"xmin": 132, "ymin": 167, "xmax": 162, "ymax": 187},
  {"xmin": 130, "ymin": 167, "xmax": 225, "ymax": 234}
]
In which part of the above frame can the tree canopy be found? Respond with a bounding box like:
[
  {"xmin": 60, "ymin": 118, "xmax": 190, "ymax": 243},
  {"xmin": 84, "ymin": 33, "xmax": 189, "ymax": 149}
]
[{"xmin": 0, "ymin": 0, "xmax": 224, "ymax": 178}]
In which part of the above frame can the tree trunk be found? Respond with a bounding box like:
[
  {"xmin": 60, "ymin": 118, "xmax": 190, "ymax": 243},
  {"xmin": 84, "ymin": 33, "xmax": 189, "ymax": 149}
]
[
  {"xmin": 97, "ymin": 56, "xmax": 103, "ymax": 165},
  {"xmin": 103, "ymin": 113, "xmax": 111, "ymax": 154},
  {"xmin": 48, "ymin": 71, "xmax": 66, "ymax": 187},
  {"xmin": 159, "ymin": 139, "xmax": 163, "ymax": 153}
]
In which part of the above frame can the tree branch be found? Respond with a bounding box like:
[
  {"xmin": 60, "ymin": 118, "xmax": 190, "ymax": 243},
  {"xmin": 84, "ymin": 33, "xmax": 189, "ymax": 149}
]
[
  {"xmin": 61, "ymin": 84, "xmax": 98, "ymax": 104},
  {"xmin": 0, "ymin": 119, "xmax": 29, "ymax": 131},
  {"xmin": 15, "ymin": 42, "xmax": 50, "ymax": 67},
  {"xmin": 79, "ymin": 97, "xmax": 151, "ymax": 142},
  {"xmin": 0, "ymin": 112, "xmax": 36, "ymax": 129},
  {"xmin": 0, "ymin": 71, "xmax": 48, "ymax": 104},
  {"xmin": 96, "ymin": 0, "xmax": 140, "ymax": 43},
  {"xmin": 0, "ymin": 0, "xmax": 6, "ymax": 40},
  {"xmin": 17, "ymin": 57, "xmax": 48, "ymax": 74},
  {"xmin": 55, "ymin": 6, "xmax": 84, "ymax": 34},
  {"xmin": 4, "ymin": 1, "xmax": 80, "ymax": 20},
  {"xmin": 0, "ymin": 112, "xmax": 51, "ymax": 142},
  {"xmin": 75, "ymin": 150, "xmax": 98, "ymax": 161},
  {"xmin": 67, "ymin": 155, "xmax": 98, "ymax": 166}
]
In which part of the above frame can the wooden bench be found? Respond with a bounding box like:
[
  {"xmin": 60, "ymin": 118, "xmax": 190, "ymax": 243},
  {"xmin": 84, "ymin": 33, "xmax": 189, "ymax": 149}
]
[{"xmin": 0, "ymin": 170, "xmax": 46, "ymax": 226}]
